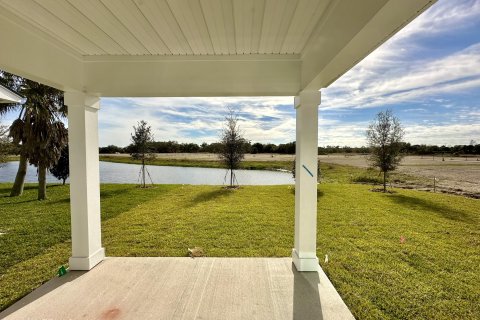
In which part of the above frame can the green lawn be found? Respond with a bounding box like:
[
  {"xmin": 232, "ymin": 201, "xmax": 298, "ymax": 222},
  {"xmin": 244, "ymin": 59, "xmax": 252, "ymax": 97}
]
[{"xmin": 0, "ymin": 183, "xmax": 478, "ymax": 319}]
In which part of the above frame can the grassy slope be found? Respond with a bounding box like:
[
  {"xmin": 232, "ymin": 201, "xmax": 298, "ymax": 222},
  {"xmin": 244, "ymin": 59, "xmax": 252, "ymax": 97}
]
[
  {"xmin": 99, "ymin": 155, "xmax": 293, "ymax": 171},
  {"xmin": 0, "ymin": 183, "xmax": 478, "ymax": 319}
]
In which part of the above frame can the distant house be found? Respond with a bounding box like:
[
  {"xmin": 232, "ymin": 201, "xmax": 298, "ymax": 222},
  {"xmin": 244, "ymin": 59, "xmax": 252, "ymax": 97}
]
[{"xmin": 0, "ymin": 84, "xmax": 25, "ymax": 104}]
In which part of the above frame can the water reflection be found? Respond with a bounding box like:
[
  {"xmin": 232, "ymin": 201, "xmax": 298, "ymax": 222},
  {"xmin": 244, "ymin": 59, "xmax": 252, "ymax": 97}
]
[{"xmin": 0, "ymin": 161, "xmax": 294, "ymax": 185}]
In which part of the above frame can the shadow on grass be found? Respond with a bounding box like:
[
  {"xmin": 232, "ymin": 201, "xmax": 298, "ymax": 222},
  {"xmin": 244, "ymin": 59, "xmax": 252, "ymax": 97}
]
[
  {"xmin": 47, "ymin": 197, "xmax": 70, "ymax": 205},
  {"xmin": 0, "ymin": 185, "xmax": 37, "ymax": 197},
  {"xmin": 318, "ymin": 189, "xmax": 324, "ymax": 198},
  {"xmin": 0, "ymin": 184, "xmax": 65, "ymax": 199},
  {"xmin": 289, "ymin": 187, "xmax": 324, "ymax": 199},
  {"xmin": 388, "ymin": 193, "xmax": 474, "ymax": 223},
  {"xmin": 188, "ymin": 188, "xmax": 234, "ymax": 207},
  {"xmin": 100, "ymin": 186, "xmax": 134, "ymax": 200},
  {"xmin": 46, "ymin": 184, "xmax": 65, "ymax": 189},
  {"xmin": 100, "ymin": 185, "xmax": 175, "ymax": 220},
  {"xmin": 0, "ymin": 199, "xmax": 38, "ymax": 206}
]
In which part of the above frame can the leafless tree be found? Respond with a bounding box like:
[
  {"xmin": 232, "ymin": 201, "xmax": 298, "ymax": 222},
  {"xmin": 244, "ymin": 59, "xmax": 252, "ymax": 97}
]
[{"xmin": 366, "ymin": 110, "xmax": 405, "ymax": 192}]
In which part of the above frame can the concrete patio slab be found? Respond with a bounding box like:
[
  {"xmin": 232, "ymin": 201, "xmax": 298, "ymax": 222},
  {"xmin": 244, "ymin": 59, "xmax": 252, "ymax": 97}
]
[{"xmin": 1, "ymin": 257, "xmax": 354, "ymax": 320}]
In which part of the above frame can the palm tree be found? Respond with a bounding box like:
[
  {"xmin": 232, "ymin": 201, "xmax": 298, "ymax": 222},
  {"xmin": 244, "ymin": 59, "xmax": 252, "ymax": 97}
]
[{"xmin": 0, "ymin": 70, "xmax": 67, "ymax": 199}]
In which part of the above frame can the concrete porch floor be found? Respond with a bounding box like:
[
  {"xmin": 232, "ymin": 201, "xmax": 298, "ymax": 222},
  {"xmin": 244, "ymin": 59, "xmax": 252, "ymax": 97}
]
[{"xmin": 1, "ymin": 257, "xmax": 354, "ymax": 320}]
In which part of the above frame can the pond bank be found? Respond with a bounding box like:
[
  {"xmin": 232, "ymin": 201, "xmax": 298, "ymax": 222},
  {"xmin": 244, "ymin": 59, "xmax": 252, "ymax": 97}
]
[
  {"xmin": 99, "ymin": 155, "xmax": 293, "ymax": 171},
  {"xmin": 0, "ymin": 161, "xmax": 294, "ymax": 185}
]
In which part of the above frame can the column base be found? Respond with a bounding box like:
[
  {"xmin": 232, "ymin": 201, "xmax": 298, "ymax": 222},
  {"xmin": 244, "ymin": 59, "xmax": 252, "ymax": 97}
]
[
  {"xmin": 292, "ymin": 249, "xmax": 319, "ymax": 272},
  {"xmin": 69, "ymin": 247, "xmax": 105, "ymax": 271}
]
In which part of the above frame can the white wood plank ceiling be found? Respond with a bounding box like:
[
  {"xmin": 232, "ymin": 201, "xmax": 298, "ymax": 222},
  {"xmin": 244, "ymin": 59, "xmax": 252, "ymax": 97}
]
[{"xmin": 0, "ymin": 0, "xmax": 332, "ymax": 56}]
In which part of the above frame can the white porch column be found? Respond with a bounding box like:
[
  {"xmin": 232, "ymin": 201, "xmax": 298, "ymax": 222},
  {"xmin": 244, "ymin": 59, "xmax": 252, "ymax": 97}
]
[
  {"xmin": 65, "ymin": 92, "xmax": 105, "ymax": 271},
  {"xmin": 293, "ymin": 90, "xmax": 320, "ymax": 272}
]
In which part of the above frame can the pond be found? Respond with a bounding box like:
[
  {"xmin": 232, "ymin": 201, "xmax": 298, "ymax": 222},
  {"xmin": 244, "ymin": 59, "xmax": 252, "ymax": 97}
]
[{"xmin": 0, "ymin": 161, "xmax": 294, "ymax": 185}]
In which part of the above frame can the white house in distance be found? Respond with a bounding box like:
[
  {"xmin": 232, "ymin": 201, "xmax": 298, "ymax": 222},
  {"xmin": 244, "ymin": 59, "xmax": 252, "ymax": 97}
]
[{"xmin": 0, "ymin": 0, "xmax": 435, "ymax": 317}]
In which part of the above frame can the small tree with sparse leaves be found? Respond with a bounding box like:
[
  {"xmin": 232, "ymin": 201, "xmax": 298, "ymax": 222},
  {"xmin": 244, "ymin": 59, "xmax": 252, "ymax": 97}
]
[
  {"xmin": 49, "ymin": 146, "xmax": 69, "ymax": 185},
  {"xmin": 218, "ymin": 107, "xmax": 248, "ymax": 187},
  {"xmin": 366, "ymin": 110, "xmax": 405, "ymax": 192},
  {"xmin": 130, "ymin": 120, "xmax": 155, "ymax": 188}
]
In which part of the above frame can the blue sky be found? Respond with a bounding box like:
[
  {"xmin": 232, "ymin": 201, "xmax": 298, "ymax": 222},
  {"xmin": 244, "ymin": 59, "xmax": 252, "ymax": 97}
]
[{"xmin": 3, "ymin": 0, "xmax": 480, "ymax": 148}]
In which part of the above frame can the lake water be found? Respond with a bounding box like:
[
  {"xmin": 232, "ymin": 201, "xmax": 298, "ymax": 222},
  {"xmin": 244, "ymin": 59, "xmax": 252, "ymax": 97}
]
[{"xmin": 0, "ymin": 161, "xmax": 294, "ymax": 185}]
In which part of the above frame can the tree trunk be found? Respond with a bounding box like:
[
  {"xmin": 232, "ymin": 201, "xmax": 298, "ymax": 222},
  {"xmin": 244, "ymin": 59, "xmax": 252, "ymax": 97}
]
[
  {"xmin": 38, "ymin": 165, "xmax": 47, "ymax": 200},
  {"xmin": 62, "ymin": 178, "xmax": 66, "ymax": 185},
  {"xmin": 142, "ymin": 158, "xmax": 146, "ymax": 188},
  {"xmin": 10, "ymin": 154, "xmax": 28, "ymax": 197},
  {"xmin": 383, "ymin": 171, "xmax": 387, "ymax": 192},
  {"xmin": 230, "ymin": 169, "xmax": 233, "ymax": 187}
]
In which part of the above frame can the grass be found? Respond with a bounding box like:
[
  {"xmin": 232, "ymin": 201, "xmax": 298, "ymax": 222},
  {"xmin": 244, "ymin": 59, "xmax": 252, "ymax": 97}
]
[
  {"xmin": 317, "ymin": 185, "xmax": 479, "ymax": 319},
  {"xmin": 0, "ymin": 183, "xmax": 478, "ymax": 319},
  {"xmin": 100, "ymin": 155, "xmax": 293, "ymax": 171}
]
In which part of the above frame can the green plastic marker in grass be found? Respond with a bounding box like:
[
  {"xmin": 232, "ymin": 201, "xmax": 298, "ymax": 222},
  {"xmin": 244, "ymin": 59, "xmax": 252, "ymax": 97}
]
[{"xmin": 58, "ymin": 266, "xmax": 67, "ymax": 277}]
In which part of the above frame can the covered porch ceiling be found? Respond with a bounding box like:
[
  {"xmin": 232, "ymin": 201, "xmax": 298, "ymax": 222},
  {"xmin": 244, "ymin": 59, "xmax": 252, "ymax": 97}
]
[{"xmin": 0, "ymin": 0, "xmax": 435, "ymax": 97}]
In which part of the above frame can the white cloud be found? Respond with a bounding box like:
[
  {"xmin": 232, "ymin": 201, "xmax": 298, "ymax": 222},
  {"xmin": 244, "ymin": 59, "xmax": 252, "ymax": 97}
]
[
  {"xmin": 322, "ymin": 0, "xmax": 480, "ymax": 111},
  {"xmin": 99, "ymin": 97, "xmax": 295, "ymax": 146},
  {"xmin": 318, "ymin": 123, "xmax": 370, "ymax": 147},
  {"xmin": 405, "ymin": 123, "xmax": 480, "ymax": 145},
  {"xmin": 322, "ymin": 43, "xmax": 480, "ymax": 110},
  {"xmin": 393, "ymin": 0, "xmax": 480, "ymax": 40}
]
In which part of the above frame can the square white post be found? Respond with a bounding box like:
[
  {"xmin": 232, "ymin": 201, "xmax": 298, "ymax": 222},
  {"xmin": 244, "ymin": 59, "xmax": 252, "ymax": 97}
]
[
  {"xmin": 293, "ymin": 90, "xmax": 320, "ymax": 271},
  {"xmin": 65, "ymin": 92, "xmax": 105, "ymax": 270}
]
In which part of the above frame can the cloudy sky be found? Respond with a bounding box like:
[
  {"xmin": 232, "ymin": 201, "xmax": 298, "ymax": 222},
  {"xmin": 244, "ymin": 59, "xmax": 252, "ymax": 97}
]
[{"xmin": 4, "ymin": 0, "xmax": 479, "ymax": 148}]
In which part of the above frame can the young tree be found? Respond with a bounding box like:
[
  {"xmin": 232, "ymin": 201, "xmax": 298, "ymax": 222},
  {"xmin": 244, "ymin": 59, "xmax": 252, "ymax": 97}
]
[
  {"xmin": 130, "ymin": 120, "xmax": 155, "ymax": 188},
  {"xmin": 49, "ymin": 146, "xmax": 69, "ymax": 185},
  {"xmin": 366, "ymin": 110, "xmax": 405, "ymax": 192},
  {"xmin": 218, "ymin": 107, "xmax": 248, "ymax": 187}
]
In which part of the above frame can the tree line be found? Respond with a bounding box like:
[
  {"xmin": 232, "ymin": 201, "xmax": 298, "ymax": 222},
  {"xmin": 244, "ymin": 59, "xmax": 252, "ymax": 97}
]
[
  {"xmin": 100, "ymin": 141, "xmax": 297, "ymax": 154},
  {"xmin": 100, "ymin": 141, "xmax": 480, "ymax": 156}
]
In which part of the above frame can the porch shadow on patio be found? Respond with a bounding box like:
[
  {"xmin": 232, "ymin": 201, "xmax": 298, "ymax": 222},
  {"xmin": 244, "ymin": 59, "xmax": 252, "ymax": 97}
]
[{"xmin": 1, "ymin": 257, "xmax": 354, "ymax": 320}]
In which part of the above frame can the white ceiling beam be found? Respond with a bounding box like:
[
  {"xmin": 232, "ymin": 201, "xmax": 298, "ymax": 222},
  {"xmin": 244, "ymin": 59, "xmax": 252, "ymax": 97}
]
[
  {"xmin": 301, "ymin": 0, "xmax": 436, "ymax": 91},
  {"xmin": 83, "ymin": 56, "xmax": 300, "ymax": 97},
  {"xmin": 0, "ymin": 9, "xmax": 83, "ymax": 92}
]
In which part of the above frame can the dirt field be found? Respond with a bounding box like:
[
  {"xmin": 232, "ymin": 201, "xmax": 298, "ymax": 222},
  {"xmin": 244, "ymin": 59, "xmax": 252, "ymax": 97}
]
[
  {"xmin": 105, "ymin": 153, "xmax": 479, "ymax": 198},
  {"xmin": 318, "ymin": 154, "xmax": 480, "ymax": 198}
]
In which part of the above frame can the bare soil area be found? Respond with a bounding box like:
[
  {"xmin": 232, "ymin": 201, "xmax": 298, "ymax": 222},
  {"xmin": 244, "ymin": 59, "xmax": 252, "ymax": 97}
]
[{"xmin": 319, "ymin": 154, "xmax": 480, "ymax": 198}]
